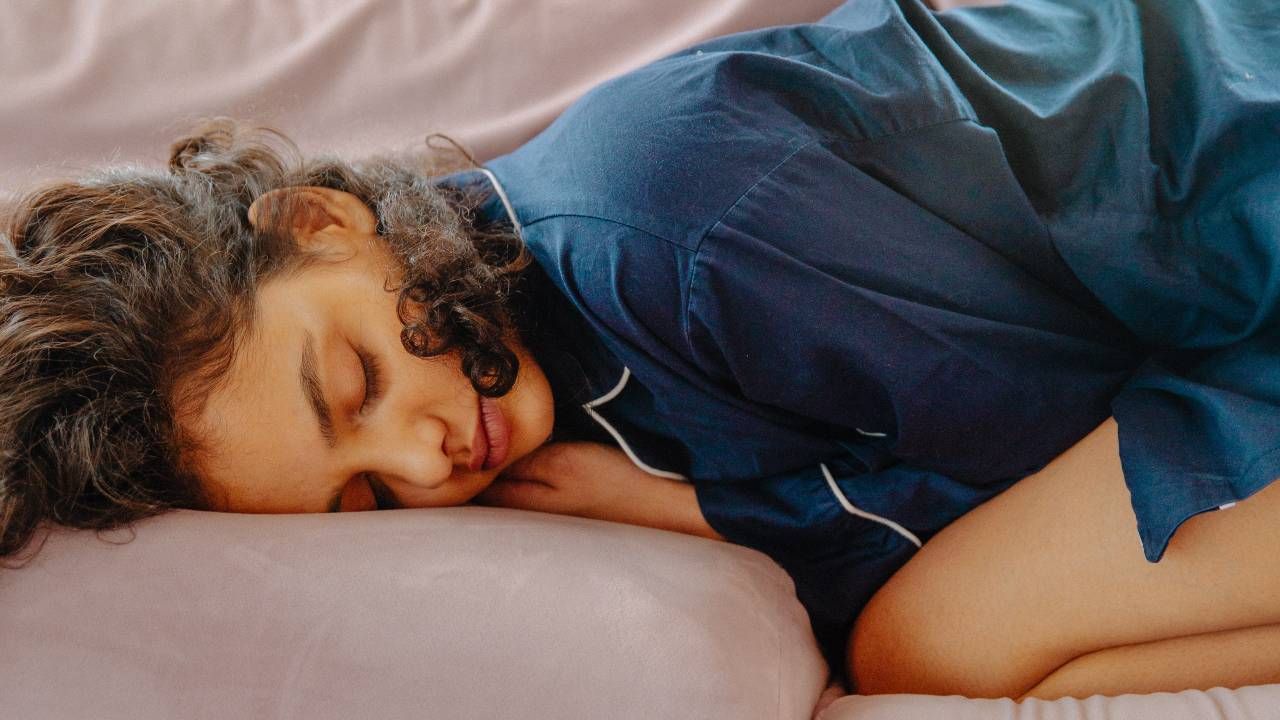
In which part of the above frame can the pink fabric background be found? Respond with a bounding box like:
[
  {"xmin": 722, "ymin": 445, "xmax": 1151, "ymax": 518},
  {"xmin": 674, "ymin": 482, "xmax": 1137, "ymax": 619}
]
[
  {"xmin": 0, "ymin": 0, "xmax": 994, "ymax": 196},
  {"xmin": 1, "ymin": 0, "xmax": 850, "ymax": 195}
]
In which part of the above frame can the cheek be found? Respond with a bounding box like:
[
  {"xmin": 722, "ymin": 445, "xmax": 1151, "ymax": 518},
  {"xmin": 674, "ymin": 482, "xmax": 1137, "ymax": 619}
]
[{"xmin": 512, "ymin": 369, "xmax": 555, "ymax": 452}]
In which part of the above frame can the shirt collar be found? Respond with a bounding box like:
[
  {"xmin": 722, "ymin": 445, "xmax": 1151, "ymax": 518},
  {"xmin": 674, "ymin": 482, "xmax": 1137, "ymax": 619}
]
[
  {"xmin": 432, "ymin": 167, "xmax": 519, "ymax": 236},
  {"xmin": 432, "ymin": 168, "xmax": 626, "ymax": 414}
]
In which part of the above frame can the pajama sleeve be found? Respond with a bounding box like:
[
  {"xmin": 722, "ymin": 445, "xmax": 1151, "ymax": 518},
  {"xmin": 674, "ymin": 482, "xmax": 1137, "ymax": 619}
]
[{"xmin": 1113, "ymin": 328, "xmax": 1280, "ymax": 562}]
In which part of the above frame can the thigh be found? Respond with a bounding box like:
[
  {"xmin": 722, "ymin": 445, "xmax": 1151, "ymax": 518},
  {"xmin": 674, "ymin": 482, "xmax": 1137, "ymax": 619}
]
[{"xmin": 848, "ymin": 417, "xmax": 1280, "ymax": 698}]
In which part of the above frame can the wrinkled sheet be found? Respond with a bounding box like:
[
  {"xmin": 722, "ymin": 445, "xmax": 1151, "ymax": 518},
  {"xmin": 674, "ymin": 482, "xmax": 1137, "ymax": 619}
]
[
  {"xmin": 0, "ymin": 0, "xmax": 846, "ymax": 195},
  {"xmin": 818, "ymin": 685, "xmax": 1280, "ymax": 720}
]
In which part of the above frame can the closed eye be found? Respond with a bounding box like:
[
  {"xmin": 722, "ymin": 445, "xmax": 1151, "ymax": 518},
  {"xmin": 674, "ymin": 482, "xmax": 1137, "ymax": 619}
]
[{"xmin": 357, "ymin": 347, "xmax": 383, "ymax": 412}]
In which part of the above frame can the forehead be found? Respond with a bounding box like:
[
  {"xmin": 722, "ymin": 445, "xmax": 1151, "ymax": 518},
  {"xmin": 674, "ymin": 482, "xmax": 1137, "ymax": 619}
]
[{"xmin": 189, "ymin": 275, "xmax": 330, "ymax": 512}]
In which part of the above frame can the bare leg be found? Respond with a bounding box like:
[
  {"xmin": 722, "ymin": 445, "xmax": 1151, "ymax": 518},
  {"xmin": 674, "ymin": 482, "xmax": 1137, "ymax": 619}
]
[
  {"xmin": 848, "ymin": 418, "xmax": 1280, "ymax": 698},
  {"xmin": 1021, "ymin": 623, "xmax": 1280, "ymax": 700}
]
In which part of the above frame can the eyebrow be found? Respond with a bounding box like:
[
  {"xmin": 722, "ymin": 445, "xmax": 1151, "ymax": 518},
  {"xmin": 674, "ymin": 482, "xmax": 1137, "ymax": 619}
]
[{"xmin": 300, "ymin": 330, "xmax": 338, "ymax": 450}]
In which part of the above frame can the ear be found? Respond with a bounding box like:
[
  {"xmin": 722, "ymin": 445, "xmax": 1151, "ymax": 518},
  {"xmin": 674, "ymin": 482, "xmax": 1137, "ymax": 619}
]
[{"xmin": 247, "ymin": 186, "xmax": 378, "ymax": 249}]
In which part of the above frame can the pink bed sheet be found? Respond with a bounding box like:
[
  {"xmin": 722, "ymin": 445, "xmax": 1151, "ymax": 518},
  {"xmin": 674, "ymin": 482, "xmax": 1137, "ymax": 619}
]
[{"xmin": 0, "ymin": 0, "xmax": 848, "ymax": 196}]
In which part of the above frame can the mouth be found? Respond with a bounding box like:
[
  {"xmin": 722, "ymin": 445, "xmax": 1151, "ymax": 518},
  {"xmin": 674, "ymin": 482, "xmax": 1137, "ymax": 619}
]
[{"xmin": 470, "ymin": 397, "xmax": 511, "ymax": 471}]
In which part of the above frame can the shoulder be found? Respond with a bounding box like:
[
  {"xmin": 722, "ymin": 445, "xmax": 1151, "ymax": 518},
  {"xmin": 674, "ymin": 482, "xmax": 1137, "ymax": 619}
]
[
  {"xmin": 488, "ymin": 56, "xmax": 810, "ymax": 246},
  {"xmin": 487, "ymin": 11, "xmax": 973, "ymax": 242}
]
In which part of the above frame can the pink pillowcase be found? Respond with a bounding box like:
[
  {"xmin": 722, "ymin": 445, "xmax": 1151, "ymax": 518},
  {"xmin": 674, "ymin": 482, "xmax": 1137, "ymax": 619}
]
[{"xmin": 0, "ymin": 508, "xmax": 828, "ymax": 719}]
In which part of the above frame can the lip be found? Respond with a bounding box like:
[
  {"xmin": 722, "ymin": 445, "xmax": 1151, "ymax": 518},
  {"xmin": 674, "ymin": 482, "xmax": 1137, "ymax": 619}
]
[
  {"xmin": 471, "ymin": 397, "xmax": 511, "ymax": 471},
  {"xmin": 468, "ymin": 405, "xmax": 488, "ymax": 472}
]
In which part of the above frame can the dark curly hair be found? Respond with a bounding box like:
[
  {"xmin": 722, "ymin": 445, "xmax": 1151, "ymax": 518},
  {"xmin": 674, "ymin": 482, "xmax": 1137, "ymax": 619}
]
[{"xmin": 0, "ymin": 119, "xmax": 533, "ymax": 564}]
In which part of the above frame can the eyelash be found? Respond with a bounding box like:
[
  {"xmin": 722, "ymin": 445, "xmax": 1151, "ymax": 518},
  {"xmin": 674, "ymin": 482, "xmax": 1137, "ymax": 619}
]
[
  {"xmin": 352, "ymin": 348, "xmax": 385, "ymax": 511},
  {"xmin": 357, "ymin": 348, "xmax": 383, "ymax": 412},
  {"xmin": 348, "ymin": 348, "xmax": 386, "ymax": 509}
]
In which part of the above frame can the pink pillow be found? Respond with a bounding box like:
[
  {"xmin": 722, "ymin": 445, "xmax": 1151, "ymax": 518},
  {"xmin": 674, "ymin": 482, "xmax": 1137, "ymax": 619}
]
[{"xmin": 0, "ymin": 508, "xmax": 827, "ymax": 719}]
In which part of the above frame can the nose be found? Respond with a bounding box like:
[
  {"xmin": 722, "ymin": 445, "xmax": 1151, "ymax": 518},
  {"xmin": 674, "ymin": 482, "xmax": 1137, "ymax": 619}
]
[{"xmin": 361, "ymin": 412, "xmax": 457, "ymax": 489}]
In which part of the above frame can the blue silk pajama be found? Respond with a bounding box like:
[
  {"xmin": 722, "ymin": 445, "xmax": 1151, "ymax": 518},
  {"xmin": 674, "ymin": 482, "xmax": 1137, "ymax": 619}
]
[{"xmin": 436, "ymin": 0, "xmax": 1280, "ymax": 678}]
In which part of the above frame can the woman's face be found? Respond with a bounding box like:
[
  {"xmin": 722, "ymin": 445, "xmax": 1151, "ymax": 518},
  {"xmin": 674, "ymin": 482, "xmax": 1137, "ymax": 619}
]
[{"xmin": 184, "ymin": 187, "xmax": 555, "ymax": 513}]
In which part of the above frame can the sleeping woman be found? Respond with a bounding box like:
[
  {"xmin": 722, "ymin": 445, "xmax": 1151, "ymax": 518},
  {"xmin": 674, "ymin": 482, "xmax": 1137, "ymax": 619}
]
[{"xmin": 2, "ymin": 0, "xmax": 1278, "ymax": 700}]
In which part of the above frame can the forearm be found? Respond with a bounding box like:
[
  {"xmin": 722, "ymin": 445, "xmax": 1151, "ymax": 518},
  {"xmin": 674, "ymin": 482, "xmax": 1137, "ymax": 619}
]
[
  {"xmin": 598, "ymin": 476, "xmax": 726, "ymax": 542},
  {"xmin": 482, "ymin": 441, "xmax": 727, "ymax": 542}
]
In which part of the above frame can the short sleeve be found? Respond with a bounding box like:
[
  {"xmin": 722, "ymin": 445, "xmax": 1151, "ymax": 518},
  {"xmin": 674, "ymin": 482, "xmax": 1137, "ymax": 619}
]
[{"xmin": 1113, "ymin": 328, "xmax": 1280, "ymax": 562}]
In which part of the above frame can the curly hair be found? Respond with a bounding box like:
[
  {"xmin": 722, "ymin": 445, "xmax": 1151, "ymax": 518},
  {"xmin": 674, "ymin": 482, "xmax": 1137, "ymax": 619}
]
[{"xmin": 0, "ymin": 119, "xmax": 532, "ymax": 564}]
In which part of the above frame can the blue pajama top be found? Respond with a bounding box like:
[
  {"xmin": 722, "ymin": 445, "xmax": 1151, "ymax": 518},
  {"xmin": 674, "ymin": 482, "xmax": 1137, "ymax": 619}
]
[{"xmin": 436, "ymin": 0, "xmax": 1280, "ymax": 677}]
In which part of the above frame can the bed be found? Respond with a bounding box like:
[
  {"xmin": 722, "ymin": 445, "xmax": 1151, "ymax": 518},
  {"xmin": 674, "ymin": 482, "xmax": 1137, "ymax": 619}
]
[{"xmin": 2, "ymin": 2, "xmax": 1277, "ymax": 718}]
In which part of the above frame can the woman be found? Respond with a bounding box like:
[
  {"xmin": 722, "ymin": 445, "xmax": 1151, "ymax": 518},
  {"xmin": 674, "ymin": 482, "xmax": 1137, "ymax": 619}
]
[{"xmin": 2, "ymin": 0, "xmax": 1278, "ymax": 700}]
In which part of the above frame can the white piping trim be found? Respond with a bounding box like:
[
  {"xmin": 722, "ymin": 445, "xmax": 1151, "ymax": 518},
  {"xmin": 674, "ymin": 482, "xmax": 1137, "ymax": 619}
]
[
  {"xmin": 855, "ymin": 428, "xmax": 887, "ymax": 438},
  {"xmin": 583, "ymin": 366, "xmax": 631, "ymax": 409},
  {"xmin": 1219, "ymin": 502, "xmax": 1237, "ymax": 510},
  {"xmin": 477, "ymin": 169, "xmax": 678, "ymax": 479},
  {"xmin": 477, "ymin": 167, "xmax": 523, "ymax": 237},
  {"xmin": 820, "ymin": 463, "xmax": 922, "ymax": 548},
  {"xmin": 582, "ymin": 367, "xmax": 687, "ymax": 481}
]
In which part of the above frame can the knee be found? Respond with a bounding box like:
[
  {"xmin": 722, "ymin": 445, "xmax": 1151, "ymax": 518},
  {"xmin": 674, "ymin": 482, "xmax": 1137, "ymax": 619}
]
[
  {"xmin": 847, "ymin": 575, "xmax": 1034, "ymax": 698},
  {"xmin": 847, "ymin": 580, "xmax": 949, "ymax": 696}
]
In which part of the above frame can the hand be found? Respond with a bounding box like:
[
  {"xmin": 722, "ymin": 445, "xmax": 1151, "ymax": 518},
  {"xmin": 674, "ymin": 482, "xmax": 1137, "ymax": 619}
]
[
  {"xmin": 472, "ymin": 441, "xmax": 645, "ymax": 520},
  {"xmin": 472, "ymin": 441, "xmax": 725, "ymax": 541}
]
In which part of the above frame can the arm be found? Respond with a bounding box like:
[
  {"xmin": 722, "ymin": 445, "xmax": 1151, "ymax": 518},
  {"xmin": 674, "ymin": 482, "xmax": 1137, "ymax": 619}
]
[
  {"xmin": 614, "ymin": 474, "xmax": 725, "ymax": 542},
  {"xmin": 473, "ymin": 441, "xmax": 725, "ymax": 542}
]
